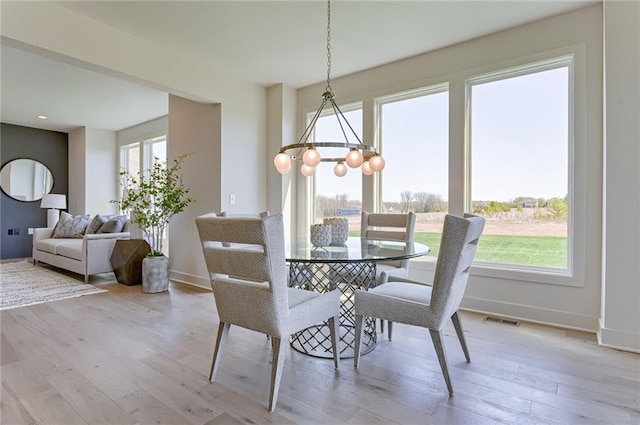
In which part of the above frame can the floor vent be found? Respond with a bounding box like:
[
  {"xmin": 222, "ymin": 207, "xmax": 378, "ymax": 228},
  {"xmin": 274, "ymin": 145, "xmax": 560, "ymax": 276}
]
[{"xmin": 483, "ymin": 316, "xmax": 520, "ymax": 327}]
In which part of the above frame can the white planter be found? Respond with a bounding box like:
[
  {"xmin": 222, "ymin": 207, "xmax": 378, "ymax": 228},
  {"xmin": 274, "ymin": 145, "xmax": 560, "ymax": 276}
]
[
  {"xmin": 142, "ymin": 255, "xmax": 169, "ymax": 293},
  {"xmin": 324, "ymin": 217, "xmax": 349, "ymax": 245},
  {"xmin": 310, "ymin": 224, "xmax": 332, "ymax": 247}
]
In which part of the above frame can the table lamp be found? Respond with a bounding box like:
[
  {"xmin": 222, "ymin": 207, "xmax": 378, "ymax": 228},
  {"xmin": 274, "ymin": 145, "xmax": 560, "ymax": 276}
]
[{"xmin": 40, "ymin": 194, "xmax": 66, "ymax": 227}]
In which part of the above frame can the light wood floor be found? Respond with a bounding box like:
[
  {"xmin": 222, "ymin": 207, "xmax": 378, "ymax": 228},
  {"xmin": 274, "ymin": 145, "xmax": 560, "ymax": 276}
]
[{"xmin": 2, "ymin": 262, "xmax": 639, "ymax": 425}]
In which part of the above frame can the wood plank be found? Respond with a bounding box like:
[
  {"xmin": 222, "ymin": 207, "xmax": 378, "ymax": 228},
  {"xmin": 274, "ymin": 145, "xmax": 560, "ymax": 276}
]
[
  {"xmin": 1, "ymin": 331, "xmax": 21, "ymax": 366},
  {"xmin": 20, "ymin": 388, "xmax": 89, "ymax": 425},
  {"xmin": 46, "ymin": 369, "xmax": 137, "ymax": 425},
  {"xmin": 115, "ymin": 389, "xmax": 194, "ymax": 425},
  {"xmin": 1, "ymin": 380, "xmax": 37, "ymax": 425}
]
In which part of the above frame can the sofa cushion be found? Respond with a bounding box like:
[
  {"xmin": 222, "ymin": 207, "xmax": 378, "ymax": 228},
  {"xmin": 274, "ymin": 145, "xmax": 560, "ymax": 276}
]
[
  {"xmin": 55, "ymin": 240, "xmax": 84, "ymax": 261},
  {"xmin": 97, "ymin": 215, "xmax": 128, "ymax": 233},
  {"xmin": 85, "ymin": 214, "xmax": 111, "ymax": 234},
  {"xmin": 53, "ymin": 212, "xmax": 90, "ymax": 238},
  {"xmin": 35, "ymin": 238, "xmax": 75, "ymax": 255}
]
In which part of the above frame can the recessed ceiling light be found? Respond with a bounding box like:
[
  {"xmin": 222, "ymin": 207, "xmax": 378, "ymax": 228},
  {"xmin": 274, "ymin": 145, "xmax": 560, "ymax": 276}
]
[{"xmin": 37, "ymin": 115, "xmax": 48, "ymax": 120}]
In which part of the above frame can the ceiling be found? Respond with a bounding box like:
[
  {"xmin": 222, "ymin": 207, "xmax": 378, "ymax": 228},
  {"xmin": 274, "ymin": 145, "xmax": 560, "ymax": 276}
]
[{"xmin": 1, "ymin": 0, "xmax": 597, "ymax": 133}]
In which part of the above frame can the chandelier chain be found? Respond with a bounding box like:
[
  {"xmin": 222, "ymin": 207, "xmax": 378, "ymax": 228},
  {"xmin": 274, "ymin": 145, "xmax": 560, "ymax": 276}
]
[
  {"xmin": 326, "ymin": 0, "xmax": 332, "ymax": 92},
  {"xmin": 273, "ymin": 0, "xmax": 385, "ymax": 176}
]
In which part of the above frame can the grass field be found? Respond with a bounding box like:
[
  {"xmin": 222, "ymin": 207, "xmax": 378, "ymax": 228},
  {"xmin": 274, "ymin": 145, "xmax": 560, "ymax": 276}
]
[{"xmin": 412, "ymin": 232, "xmax": 568, "ymax": 269}]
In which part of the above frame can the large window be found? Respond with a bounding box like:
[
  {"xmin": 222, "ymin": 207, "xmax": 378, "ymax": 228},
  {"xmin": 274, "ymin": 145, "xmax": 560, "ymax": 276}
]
[
  {"xmin": 378, "ymin": 87, "xmax": 449, "ymax": 257},
  {"xmin": 312, "ymin": 107, "xmax": 363, "ymax": 233},
  {"xmin": 120, "ymin": 142, "xmax": 141, "ymax": 181},
  {"xmin": 299, "ymin": 53, "xmax": 578, "ymax": 283},
  {"xmin": 467, "ymin": 58, "xmax": 571, "ymax": 271},
  {"xmin": 119, "ymin": 134, "xmax": 168, "ymax": 253},
  {"xmin": 120, "ymin": 135, "xmax": 167, "ymax": 180}
]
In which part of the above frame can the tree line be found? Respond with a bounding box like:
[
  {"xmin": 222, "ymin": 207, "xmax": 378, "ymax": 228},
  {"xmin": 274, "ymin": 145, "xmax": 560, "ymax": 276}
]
[{"xmin": 316, "ymin": 191, "xmax": 569, "ymax": 220}]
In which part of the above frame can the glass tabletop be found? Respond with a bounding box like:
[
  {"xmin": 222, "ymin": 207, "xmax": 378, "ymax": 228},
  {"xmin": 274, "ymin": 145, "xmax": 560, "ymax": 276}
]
[{"xmin": 286, "ymin": 236, "xmax": 430, "ymax": 263}]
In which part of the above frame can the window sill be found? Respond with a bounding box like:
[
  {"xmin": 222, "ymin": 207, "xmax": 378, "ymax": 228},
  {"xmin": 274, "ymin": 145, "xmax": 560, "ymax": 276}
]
[{"xmin": 409, "ymin": 257, "xmax": 583, "ymax": 288}]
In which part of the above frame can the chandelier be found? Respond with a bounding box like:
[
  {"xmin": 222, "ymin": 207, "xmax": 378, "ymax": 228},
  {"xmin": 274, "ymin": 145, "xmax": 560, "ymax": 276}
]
[{"xmin": 273, "ymin": 0, "xmax": 385, "ymax": 177}]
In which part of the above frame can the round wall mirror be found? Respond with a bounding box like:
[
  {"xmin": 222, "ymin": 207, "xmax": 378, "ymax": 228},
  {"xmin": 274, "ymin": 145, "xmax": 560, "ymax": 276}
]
[{"xmin": 0, "ymin": 158, "xmax": 54, "ymax": 202}]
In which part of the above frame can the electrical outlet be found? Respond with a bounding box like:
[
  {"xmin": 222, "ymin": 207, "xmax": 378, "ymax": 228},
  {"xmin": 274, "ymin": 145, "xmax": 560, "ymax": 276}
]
[
  {"xmin": 14, "ymin": 229, "xmax": 20, "ymax": 235},
  {"xmin": 8, "ymin": 229, "xmax": 13, "ymax": 235},
  {"xmin": 229, "ymin": 194, "xmax": 236, "ymax": 205},
  {"xmin": 28, "ymin": 228, "xmax": 34, "ymax": 235}
]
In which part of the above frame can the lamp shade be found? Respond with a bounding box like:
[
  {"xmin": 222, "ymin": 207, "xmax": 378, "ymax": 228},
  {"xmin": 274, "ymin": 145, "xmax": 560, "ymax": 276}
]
[{"xmin": 40, "ymin": 194, "xmax": 66, "ymax": 209}]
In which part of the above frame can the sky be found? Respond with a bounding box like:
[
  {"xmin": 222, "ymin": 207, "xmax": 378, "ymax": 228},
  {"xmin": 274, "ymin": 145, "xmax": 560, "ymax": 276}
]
[{"xmin": 310, "ymin": 66, "xmax": 569, "ymax": 204}]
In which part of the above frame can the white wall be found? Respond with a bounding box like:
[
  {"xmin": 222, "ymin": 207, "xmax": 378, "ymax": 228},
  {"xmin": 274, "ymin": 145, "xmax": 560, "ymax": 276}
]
[
  {"xmin": 267, "ymin": 84, "xmax": 297, "ymax": 240},
  {"xmin": 84, "ymin": 128, "xmax": 117, "ymax": 215},
  {"xmin": 67, "ymin": 127, "xmax": 117, "ymax": 216},
  {"xmin": 295, "ymin": 5, "xmax": 604, "ymax": 332},
  {"xmin": 67, "ymin": 128, "xmax": 86, "ymax": 215},
  {"xmin": 600, "ymin": 0, "xmax": 640, "ymax": 352},
  {"xmin": 167, "ymin": 95, "xmax": 222, "ymax": 287}
]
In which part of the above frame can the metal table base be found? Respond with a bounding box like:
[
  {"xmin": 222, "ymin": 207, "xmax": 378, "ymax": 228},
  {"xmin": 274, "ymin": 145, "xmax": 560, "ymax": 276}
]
[{"xmin": 289, "ymin": 260, "xmax": 377, "ymax": 359}]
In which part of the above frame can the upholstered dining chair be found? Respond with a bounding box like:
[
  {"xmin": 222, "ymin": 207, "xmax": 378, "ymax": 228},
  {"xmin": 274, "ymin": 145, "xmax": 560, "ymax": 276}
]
[
  {"xmin": 360, "ymin": 211, "xmax": 416, "ymax": 334},
  {"xmin": 353, "ymin": 213, "xmax": 485, "ymax": 396},
  {"xmin": 361, "ymin": 211, "xmax": 417, "ymax": 284},
  {"xmin": 195, "ymin": 213, "xmax": 341, "ymax": 411}
]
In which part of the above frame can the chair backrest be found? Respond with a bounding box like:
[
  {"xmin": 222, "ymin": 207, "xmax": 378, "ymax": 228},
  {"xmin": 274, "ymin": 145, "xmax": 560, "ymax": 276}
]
[
  {"xmin": 195, "ymin": 213, "xmax": 288, "ymax": 335},
  {"xmin": 218, "ymin": 211, "xmax": 270, "ymax": 218},
  {"xmin": 429, "ymin": 213, "xmax": 485, "ymax": 329},
  {"xmin": 361, "ymin": 211, "xmax": 416, "ymax": 268},
  {"xmin": 216, "ymin": 211, "xmax": 270, "ymax": 247}
]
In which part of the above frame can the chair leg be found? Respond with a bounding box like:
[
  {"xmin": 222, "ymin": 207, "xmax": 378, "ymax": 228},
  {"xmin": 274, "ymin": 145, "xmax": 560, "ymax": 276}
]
[
  {"xmin": 328, "ymin": 316, "xmax": 340, "ymax": 369},
  {"xmin": 268, "ymin": 337, "xmax": 287, "ymax": 412},
  {"xmin": 209, "ymin": 322, "xmax": 230, "ymax": 381},
  {"xmin": 451, "ymin": 311, "xmax": 470, "ymax": 362},
  {"xmin": 388, "ymin": 321, "xmax": 393, "ymax": 341},
  {"xmin": 354, "ymin": 314, "xmax": 364, "ymax": 368},
  {"xmin": 429, "ymin": 329, "xmax": 454, "ymax": 397},
  {"xmin": 379, "ymin": 319, "xmax": 384, "ymax": 333}
]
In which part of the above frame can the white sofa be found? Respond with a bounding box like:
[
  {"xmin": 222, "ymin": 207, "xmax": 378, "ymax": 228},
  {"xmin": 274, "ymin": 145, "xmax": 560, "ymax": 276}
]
[{"xmin": 33, "ymin": 222, "xmax": 130, "ymax": 282}]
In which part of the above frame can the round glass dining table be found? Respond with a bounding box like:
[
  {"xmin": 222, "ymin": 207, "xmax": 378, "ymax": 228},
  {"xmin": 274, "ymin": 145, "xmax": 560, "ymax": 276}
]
[{"xmin": 286, "ymin": 237, "xmax": 430, "ymax": 359}]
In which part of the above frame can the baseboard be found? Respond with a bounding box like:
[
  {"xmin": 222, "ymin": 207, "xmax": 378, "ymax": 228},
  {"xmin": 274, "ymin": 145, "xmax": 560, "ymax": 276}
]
[
  {"xmin": 169, "ymin": 269, "xmax": 210, "ymax": 291},
  {"xmin": 461, "ymin": 296, "xmax": 599, "ymax": 333},
  {"xmin": 597, "ymin": 319, "xmax": 640, "ymax": 353}
]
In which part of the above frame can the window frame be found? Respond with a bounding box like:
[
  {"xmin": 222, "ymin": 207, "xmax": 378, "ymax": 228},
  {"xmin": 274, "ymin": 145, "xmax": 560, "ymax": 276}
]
[
  {"xmin": 119, "ymin": 142, "xmax": 139, "ymax": 169},
  {"xmin": 307, "ymin": 101, "xmax": 364, "ymax": 225},
  {"xmin": 464, "ymin": 54, "xmax": 580, "ymax": 286},
  {"xmin": 118, "ymin": 132, "xmax": 167, "ymax": 179},
  {"xmin": 465, "ymin": 55, "xmax": 575, "ymax": 276},
  {"xmin": 142, "ymin": 134, "xmax": 167, "ymax": 174},
  {"xmin": 375, "ymin": 83, "xmax": 450, "ymax": 214}
]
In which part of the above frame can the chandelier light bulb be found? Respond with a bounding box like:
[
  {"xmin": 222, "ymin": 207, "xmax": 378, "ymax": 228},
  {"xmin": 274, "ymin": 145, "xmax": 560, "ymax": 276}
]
[
  {"xmin": 302, "ymin": 148, "xmax": 322, "ymax": 167},
  {"xmin": 369, "ymin": 155, "xmax": 386, "ymax": 172},
  {"xmin": 361, "ymin": 160, "xmax": 374, "ymax": 176},
  {"xmin": 334, "ymin": 161, "xmax": 347, "ymax": 177},
  {"xmin": 273, "ymin": 153, "xmax": 292, "ymax": 174},
  {"xmin": 345, "ymin": 149, "xmax": 364, "ymax": 168},
  {"xmin": 301, "ymin": 164, "xmax": 316, "ymax": 177}
]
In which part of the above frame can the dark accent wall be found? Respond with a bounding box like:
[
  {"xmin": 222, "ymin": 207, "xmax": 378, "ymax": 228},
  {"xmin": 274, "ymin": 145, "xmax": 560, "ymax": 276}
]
[{"xmin": 1, "ymin": 123, "xmax": 68, "ymax": 259}]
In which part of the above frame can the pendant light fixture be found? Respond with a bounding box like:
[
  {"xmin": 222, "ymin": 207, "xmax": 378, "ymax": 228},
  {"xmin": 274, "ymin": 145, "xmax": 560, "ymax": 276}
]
[{"xmin": 273, "ymin": 0, "xmax": 385, "ymax": 177}]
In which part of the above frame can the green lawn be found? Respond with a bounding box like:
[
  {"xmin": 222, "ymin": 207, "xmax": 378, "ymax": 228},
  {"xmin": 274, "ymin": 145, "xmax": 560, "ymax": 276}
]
[{"xmin": 412, "ymin": 232, "xmax": 568, "ymax": 269}]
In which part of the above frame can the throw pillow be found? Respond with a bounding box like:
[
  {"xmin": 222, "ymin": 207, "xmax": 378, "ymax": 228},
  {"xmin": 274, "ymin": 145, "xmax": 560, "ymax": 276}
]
[
  {"xmin": 97, "ymin": 215, "xmax": 128, "ymax": 233},
  {"xmin": 85, "ymin": 214, "xmax": 112, "ymax": 235},
  {"xmin": 53, "ymin": 212, "xmax": 91, "ymax": 238}
]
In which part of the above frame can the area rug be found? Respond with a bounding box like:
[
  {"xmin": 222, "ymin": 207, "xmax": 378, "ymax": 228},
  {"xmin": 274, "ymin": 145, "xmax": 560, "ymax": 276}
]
[{"xmin": 0, "ymin": 261, "xmax": 107, "ymax": 311}]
